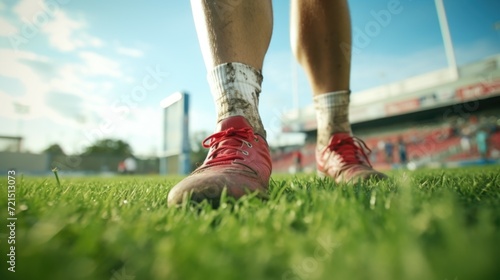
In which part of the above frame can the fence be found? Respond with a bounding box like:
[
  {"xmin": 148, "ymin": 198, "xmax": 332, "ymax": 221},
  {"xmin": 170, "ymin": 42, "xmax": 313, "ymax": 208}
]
[{"xmin": 0, "ymin": 152, "xmax": 160, "ymax": 175}]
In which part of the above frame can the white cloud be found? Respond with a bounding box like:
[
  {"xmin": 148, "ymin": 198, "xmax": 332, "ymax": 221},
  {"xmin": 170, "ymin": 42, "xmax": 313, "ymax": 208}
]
[
  {"xmin": 48, "ymin": 63, "xmax": 107, "ymax": 104},
  {"xmin": 73, "ymin": 33, "xmax": 105, "ymax": 49},
  {"xmin": 40, "ymin": 10, "xmax": 86, "ymax": 52},
  {"xmin": 117, "ymin": 46, "xmax": 144, "ymax": 58},
  {"xmin": 13, "ymin": 0, "xmax": 42, "ymax": 19},
  {"xmin": 12, "ymin": 0, "xmax": 104, "ymax": 52},
  {"xmin": 78, "ymin": 51, "xmax": 123, "ymax": 78},
  {"xmin": 0, "ymin": 50, "xmax": 53, "ymax": 118},
  {"xmin": 0, "ymin": 48, "xmax": 114, "ymax": 130},
  {"xmin": 0, "ymin": 2, "xmax": 158, "ymax": 155},
  {"xmin": 0, "ymin": 50, "xmax": 149, "ymax": 154},
  {"xmin": 0, "ymin": 18, "xmax": 18, "ymax": 36},
  {"xmin": 10, "ymin": 0, "xmax": 103, "ymax": 52}
]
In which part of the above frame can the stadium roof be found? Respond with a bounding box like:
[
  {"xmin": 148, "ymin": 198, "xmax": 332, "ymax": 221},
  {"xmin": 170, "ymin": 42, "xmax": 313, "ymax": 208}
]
[{"xmin": 281, "ymin": 54, "xmax": 500, "ymax": 133}]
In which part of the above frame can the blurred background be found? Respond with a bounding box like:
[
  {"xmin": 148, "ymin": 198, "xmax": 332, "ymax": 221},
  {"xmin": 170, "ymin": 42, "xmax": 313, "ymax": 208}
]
[{"xmin": 0, "ymin": 0, "xmax": 499, "ymax": 175}]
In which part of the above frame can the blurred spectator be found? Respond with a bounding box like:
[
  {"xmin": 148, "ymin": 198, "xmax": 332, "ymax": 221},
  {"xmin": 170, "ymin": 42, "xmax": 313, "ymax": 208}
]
[
  {"xmin": 487, "ymin": 116, "xmax": 499, "ymax": 133},
  {"xmin": 398, "ymin": 136, "xmax": 407, "ymax": 164},
  {"xmin": 377, "ymin": 139, "xmax": 385, "ymax": 153},
  {"xmin": 117, "ymin": 161, "xmax": 126, "ymax": 174},
  {"xmin": 460, "ymin": 125, "xmax": 472, "ymax": 155},
  {"xmin": 294, "ymin": 150, "xmax": 303, "ymax": 173},
  {"xmin": 476, "ymin": 128, "xmax": 489, "ymax": 159},
  {"xmin": 384, "ymin": 140, "xmax": 394, "ymax": 163}
]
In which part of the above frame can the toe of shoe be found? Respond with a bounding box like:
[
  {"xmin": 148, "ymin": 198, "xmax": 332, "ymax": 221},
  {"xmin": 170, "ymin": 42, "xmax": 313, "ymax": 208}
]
[
  {"xmin": 167, "ymin": 169, "xmax": 268, "ymax": 207},
  {"xmin": 167, "ymin": 174, "xmax": 224, "ymax": 207},
  {"xmin": 335, "ymin": 165, "xmax": 388, "ymax": 183}
]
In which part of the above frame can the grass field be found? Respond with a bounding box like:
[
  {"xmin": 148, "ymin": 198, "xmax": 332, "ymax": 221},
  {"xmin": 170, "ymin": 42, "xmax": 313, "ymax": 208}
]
[{"xmin": 1, "ymin": 166, "xmax": 500, "ymax": 280}]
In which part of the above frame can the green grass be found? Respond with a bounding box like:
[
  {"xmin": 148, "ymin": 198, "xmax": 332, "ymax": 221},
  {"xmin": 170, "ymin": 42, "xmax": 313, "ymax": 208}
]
[{"xmin": 1, "ymin": 167, "xmax": 500, "ymax": 280}]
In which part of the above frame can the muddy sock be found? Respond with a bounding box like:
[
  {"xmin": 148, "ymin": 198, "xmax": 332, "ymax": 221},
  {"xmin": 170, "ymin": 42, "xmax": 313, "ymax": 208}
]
[
  {"xmin": 208, "ymin": 62, "xmax": 266, "ymax": 138},
  {"xmin": 314, "ymin": 90, "xmax": 351, "ymax": 148}
]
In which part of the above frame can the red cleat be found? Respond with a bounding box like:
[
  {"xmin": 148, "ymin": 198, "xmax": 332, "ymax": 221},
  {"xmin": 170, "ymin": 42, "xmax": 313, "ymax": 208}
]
[
  {"xmin": 316, "ymin": 133, "xmax": 387, "ymax": 183},
  {"xmin": 167, "ymin": 116, "xmax": 272, "ymax": 207}
]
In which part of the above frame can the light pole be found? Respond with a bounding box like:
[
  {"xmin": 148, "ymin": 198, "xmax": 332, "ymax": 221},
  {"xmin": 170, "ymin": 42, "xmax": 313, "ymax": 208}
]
[{"xmin": 435, "ymin": 0, "xmax": 459, "ymax": 80}]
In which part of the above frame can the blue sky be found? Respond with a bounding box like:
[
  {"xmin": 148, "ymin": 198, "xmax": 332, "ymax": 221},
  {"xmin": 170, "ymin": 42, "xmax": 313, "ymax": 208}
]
[{"xmin": 0, "ymin": 0, "xmax": 499, "ymax": 156}]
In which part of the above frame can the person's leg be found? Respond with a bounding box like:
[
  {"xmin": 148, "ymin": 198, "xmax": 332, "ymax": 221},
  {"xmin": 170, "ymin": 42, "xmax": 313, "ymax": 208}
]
[
  {"xmin": 291, "ymin": 0, "xmax": 386, "ymax": 182},
  {"xmin": 291, "ymin": 0, "xmax": 351, "ymax": 96},
  {"xmin": 192, "ymin": 0, "xmax": 273, "ymax": 137},
  {"xmin": 168, "ymin": 0, "xmax": 273, "ymax": 207},
  {"xmin": 192, "ymin": 0, "xmax": 272, "ymax": 70}
]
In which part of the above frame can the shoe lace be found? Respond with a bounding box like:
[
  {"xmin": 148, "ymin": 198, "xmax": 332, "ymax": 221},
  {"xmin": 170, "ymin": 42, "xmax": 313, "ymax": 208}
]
[
  {"xmin": 325, "ymin": 136, "xmax": 372, "ymax": 167},
  {"xmin": 202, "ymin": 127, "xmax": 256, "ymax": 165}
]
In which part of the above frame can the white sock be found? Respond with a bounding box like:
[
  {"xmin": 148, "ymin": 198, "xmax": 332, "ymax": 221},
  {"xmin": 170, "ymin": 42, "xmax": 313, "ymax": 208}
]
[
  {"xmin": 208, "ymin": 62, "xmax": 266, "ymax": 137},
  {"xmin": 314, "ymin": 90, "xmax": 351, "ymax": 147}
]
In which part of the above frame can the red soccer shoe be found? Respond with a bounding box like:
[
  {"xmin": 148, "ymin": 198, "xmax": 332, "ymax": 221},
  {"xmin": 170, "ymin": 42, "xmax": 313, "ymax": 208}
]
[
  {"xmin": 316, "ymin": 133, "xmax": 387, "ymax": 183},
  {"xmin": 167, "ymin": 116, "xmax": 272, "ymax": 207}
]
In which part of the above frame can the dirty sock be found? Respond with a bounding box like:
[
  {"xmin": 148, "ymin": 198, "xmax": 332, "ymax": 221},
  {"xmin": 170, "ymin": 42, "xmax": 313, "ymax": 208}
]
[
  {"xmin": 208, "ymin": 62, "xmax": 266, "ymax": 138},
  {"xmin": 314, "ymin": 90, "xmax": 351, "ymax": 147}
]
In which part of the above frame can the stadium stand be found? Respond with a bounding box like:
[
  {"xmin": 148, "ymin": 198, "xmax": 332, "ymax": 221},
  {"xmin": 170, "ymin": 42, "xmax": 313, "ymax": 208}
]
[{"xmin": 273, "ymin": 54, "xmax": 500, "ymax": 173}]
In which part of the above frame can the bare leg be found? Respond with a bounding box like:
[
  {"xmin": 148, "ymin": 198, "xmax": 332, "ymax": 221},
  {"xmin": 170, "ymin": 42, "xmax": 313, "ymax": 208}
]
[
  {"xmin": 291, "ymin": 0, "xmax": 387, "ymax": 182},
  {"xmin": 291, "ymin": 0, "xmax": 351, "ymax": 95},
  {"xmin": 191, "ymin": 0, "xmax": 273, "ymax": 137},
  {"xmin": 192, "ymin": 0, "xmax": 273, "ymax": 71},
  {"xmin": 291, "ymin": 0, "xmax": 352, "ymax": 147}
]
